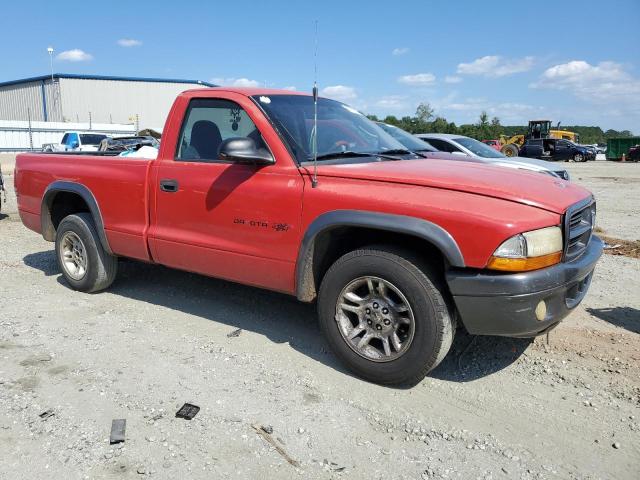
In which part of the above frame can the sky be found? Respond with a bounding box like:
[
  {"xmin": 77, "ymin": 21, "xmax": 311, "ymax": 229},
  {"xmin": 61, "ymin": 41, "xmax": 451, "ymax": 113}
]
[{"xmin": 1, "ymin": 0, "xmax": 639, "ymax": 132}]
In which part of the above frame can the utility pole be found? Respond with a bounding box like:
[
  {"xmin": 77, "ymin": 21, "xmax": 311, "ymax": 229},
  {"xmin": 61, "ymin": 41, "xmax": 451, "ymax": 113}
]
[
  {"xmin": 47, "ymin": 47, "xmax": 54, "ymax": 82},
  {"xmin": 27, "ymin": 109, "xmax": 33, "ymax": 150}
]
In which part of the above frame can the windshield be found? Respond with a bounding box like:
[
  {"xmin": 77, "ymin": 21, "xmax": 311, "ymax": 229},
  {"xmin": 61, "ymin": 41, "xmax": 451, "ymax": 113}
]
[
  {"xmin": 453, "ymin": 136, "xmax": 504, "ymax": 158},
  {"xmin": 376, "ymin": 123, "xmax": 436, "ymax": 152},
  {"xmin": 80, "ymin": 134, "xmax": 107, "ymax": 145},
  {"xmin": 252, "ymin": 95, "xmax": 406, "ymax": 163}
]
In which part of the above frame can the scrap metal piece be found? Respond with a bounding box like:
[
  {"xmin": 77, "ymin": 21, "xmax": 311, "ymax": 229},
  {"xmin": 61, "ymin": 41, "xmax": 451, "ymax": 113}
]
[
  {"xmin": 175, "ymin": 403, "xmax": 200, "ymax": 420},
  {"xmin": 110, "ymin": 419, "xmax": 126, "ymax": 444},
  {"xmin": 39, "ymin": 409, "xmax": 54, "ymax": 420}
]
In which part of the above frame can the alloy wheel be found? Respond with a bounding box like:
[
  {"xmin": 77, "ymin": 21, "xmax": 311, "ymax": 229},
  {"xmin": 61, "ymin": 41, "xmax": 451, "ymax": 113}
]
[{"xmin": 335, "ymin": 276, "xmax": 415, "ymax": 362}]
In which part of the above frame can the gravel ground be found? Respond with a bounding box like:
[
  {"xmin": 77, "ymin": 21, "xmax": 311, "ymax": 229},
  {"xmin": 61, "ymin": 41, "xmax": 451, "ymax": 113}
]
[{"xmin": 0, "ymin": 162, "xmax": 639, "ymax": 480}]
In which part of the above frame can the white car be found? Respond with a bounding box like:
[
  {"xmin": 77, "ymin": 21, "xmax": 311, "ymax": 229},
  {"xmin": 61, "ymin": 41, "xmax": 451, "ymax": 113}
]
[
  {"xmin": 42, "ymin": 131, "xmax": 108, "ymax": 153},
  {"xmin": 417, "ymin": 133, "xmax": 571, "ymax": 181}
]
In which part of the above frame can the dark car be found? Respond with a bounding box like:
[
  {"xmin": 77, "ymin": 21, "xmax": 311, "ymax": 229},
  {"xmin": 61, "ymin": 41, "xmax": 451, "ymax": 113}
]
[
  {"xmin": 628, "ymin": 145, "xmax": 640, "ymax": 162},
  {"xmin": 375, "ymin": 123, "xmax": 465, "ymax": 162},
  {"xmin": 519, "ymin": 138, "xmax": 595, "ymax": 162}
]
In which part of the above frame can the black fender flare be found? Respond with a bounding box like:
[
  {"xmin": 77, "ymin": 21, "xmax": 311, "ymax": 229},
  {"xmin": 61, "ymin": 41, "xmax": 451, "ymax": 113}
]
[
  {"xmin": 41, "ymin": 181, "xmax": 113, "ymax": 255},
  {"xmin": 295, "ymin": 210, "xmax": 465, "ymax": 301}
]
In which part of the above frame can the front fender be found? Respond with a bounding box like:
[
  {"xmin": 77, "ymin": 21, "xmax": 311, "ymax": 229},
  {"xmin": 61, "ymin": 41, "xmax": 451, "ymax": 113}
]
[{"xmin": 295, "ymin": 210, "xmax": 464, "ymax": 301}]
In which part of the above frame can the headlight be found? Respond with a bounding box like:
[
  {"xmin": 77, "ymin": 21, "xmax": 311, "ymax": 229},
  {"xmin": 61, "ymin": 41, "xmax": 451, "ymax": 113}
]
[{"xmin": 487, "ymin": 226, "xmax": 563, "ymax": 272}]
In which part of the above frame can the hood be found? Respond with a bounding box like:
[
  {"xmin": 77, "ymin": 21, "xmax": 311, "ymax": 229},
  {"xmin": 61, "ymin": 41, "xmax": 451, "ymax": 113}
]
[
  {"xmin": 315, "ymin": 159, "xmax": 591, "ymax": 214},
  {"xmin": 490, "ymin": 156, "xmax": 566, "ymax": 172}
]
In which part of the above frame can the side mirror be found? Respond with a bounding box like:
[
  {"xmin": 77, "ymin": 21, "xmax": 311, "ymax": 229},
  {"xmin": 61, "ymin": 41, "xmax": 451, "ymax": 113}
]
[{"xmin": 219, "ymin": 137, "xmax": 274, "ymax": 165}]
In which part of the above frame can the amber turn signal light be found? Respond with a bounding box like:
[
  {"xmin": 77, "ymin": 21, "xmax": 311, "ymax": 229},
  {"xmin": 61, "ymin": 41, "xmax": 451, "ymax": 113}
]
[{"xmin": 486, "ymin": 252, "xmax": 562, "ymax": 272}]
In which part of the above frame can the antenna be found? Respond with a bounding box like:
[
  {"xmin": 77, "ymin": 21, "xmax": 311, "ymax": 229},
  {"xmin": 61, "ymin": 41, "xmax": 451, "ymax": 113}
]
[{"xmin": 311, "ymin": 20, "xmax": 319, "ymax": 188}]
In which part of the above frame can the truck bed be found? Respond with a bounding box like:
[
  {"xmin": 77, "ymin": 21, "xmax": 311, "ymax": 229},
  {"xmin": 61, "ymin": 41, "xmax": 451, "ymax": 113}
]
[{"xmin": 15, "ymin": 153, "xmax": 153, "ymax": 261}]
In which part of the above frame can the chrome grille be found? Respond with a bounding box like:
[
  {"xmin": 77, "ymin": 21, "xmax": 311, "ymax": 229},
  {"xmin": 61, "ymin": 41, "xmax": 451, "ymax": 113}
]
[{"xmin": 564, "ymin": 198, "xmax": 595, "ymax": 262}]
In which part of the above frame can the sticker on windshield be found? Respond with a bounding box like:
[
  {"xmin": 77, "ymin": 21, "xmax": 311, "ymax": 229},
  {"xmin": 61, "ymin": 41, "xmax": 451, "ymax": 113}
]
[{"xmin": 259, "ymin": 96, "xmax": 271, "ymax": 104}]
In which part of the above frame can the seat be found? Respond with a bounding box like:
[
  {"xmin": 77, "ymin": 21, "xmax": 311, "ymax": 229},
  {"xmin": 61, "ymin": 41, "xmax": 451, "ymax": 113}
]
[{"xmin": 189, "ymin": 120, "xmax": 222, "ymax": 159}]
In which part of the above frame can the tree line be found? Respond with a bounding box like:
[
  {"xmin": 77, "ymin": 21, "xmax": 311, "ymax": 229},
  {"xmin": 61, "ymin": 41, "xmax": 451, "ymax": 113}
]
[{"xmin": 366, "ymin": 103, "xmax": 636, "ymax": 145}]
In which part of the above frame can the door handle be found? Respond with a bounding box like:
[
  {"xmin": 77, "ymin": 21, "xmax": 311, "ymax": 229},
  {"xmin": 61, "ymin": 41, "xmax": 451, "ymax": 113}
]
[{"xmin": 160, "ymin": 179, "xmax": 179, "ymax": 193}]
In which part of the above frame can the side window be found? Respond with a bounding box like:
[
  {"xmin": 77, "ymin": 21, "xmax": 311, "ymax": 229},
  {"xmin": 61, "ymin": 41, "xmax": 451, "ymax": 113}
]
[
  {"xmin": 428, "ymin": 139, "xmax": 458, "ymax": 153},
  {"xmin": 176, "ymin": 98, "xmax": 266, "ymax": 161},
  {"xmin": 61, "ymin": 133, "xmax": 69, "ymax": 144},
  {"xmin": 68, "ymin": 133, "xmax": 79, "ymax": 147}
]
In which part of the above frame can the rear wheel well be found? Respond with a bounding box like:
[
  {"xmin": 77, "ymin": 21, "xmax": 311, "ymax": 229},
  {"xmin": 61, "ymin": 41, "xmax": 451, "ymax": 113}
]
[
  {"xmin": 42, "ymin": 191, "xmax": 92, "ymax": 241},
  {"xmin": 50, "ymin": 192, "xmax": 91, "ymax": 230},
  {"xmin": 303, "ymin": 226, "xmax": 448, "ymax": 301}
]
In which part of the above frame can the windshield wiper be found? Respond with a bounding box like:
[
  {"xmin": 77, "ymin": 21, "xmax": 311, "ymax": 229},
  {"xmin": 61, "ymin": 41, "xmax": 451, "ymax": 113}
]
[
  {"xmin": 375, "ymin": 149, "xmax": 412, "ymax": 156},
  {"xmin": 310, "ymin": 151, "xmax": 403, "ymax": 162}
]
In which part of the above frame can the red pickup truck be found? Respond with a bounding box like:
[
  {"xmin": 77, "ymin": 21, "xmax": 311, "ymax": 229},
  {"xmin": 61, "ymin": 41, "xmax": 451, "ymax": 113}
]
[{"xmin": 15, "ymin": 88, "xmax": 602, "ymax": 385}]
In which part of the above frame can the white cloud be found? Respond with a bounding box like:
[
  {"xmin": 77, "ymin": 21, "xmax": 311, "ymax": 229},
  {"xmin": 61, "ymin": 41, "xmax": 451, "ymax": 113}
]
[
  {"xmin": 211, "ymin": 77, "xmax": 261, "ymax": 87},
  {"xmin": 374, "ymin": 95, "xmax": 409, "ymax": 110},
  {"xmin": 56, "ymin": 49, "xmax": 92, "ymax": 62},
  {"xmin": 320, "ymin": 85, "xmax": 357, "ymax": 101},
  {"xmin": 392, "ymin": 47, "xmax": 409, "ymax": 56},
  {"xmin": 117, "ymin": 38, "xmax": 142, "ymax": 47},
  {"xmin": 397, "ymin": 73, "xmax": 436, "ymax": 86},
  {"xmin": 444, "ymin": 75, "xmax": 462, "ymax": 84},
  {"xmin": 457, "ymin": 55, "xmax": 534, "ymax": 77},
  {"xmin": 531, "ymin": 60, "xmax": 640, "ymax": 104},
  {"xmin": 232, "ymin": 78, "xmax": 261, "ymax": 87}
]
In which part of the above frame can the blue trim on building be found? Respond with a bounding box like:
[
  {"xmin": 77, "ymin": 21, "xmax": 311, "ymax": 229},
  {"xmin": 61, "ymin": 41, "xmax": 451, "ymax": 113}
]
[
  {"xmin": 40, "ymin": 80, "xmax": 48, "ymax": 121},
  {"xmin": 0, "ymin": 73, "xmax": 216, "ymax": 88}
]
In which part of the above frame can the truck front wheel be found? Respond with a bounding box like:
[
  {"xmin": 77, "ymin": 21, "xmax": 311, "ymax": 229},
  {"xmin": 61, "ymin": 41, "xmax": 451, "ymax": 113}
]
[
  {"xmin": 55, "ymin": 213, "xmax": 117, "ymax": 293},
  {"xmin": 318, "ymin": 247, "xmax": 455, "ymax": 385}
]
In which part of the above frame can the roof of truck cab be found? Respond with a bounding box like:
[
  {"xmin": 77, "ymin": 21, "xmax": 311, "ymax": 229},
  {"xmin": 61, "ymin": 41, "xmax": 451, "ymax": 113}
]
[{"xmin": 181, "ymin": 87, "xmax": 309, "ymax": 97}]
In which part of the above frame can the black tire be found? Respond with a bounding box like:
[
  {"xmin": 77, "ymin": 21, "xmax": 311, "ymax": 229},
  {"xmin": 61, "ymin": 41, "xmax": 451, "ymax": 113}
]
[
  {"xmin": 573, "ymin": 153, "xmax": 585, "ymax": 162},
  {"xmin": 501, "ymin": 144, "xmax": 519, "ymax": 157},
  {"xmin": 55, "ymin": 213, "xmax": 117, "ymax": 293},
  {"xmin": 318, "ymin": 246, "xmax": 455, "ymax": 386}
]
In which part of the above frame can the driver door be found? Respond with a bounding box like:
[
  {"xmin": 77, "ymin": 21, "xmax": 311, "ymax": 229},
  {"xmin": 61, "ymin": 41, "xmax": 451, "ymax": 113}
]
[{"xmin": 148, "ymin": 93, "xmax": 304, "ymax": 294}]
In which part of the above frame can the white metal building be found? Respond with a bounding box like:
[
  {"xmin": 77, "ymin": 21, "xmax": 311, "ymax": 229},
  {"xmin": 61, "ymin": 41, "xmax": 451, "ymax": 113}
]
[{"xmin": 0, "ymin": 73, "xmax": 215, "ymax": 130}]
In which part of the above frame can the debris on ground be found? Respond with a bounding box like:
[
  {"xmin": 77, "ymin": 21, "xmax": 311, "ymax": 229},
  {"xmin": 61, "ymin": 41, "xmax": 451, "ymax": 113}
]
[
  {"xmin": 251, "ymin": 423, "xmax": 301, "ymax": 468},
  {"xmin": 38, "ymin": 409, "xmax": 54, "ymax": 420},
  {"xmin": 227, "ymin": 328, "xmax": 242, "ymax": 338},
  {"xmin": 600, "ymin": 235, "xmax": 640, "ymax": 258},
  {"xmin": 175, "ymin": 403, "xmax": 200, "ymax": 420},
  {"xmin": 261, "ymin": 425, "xmax": 274, "ymax": 434},
  {"xmin": 110, "ymin": 419, "xmax": 126, "ymax": 444}
]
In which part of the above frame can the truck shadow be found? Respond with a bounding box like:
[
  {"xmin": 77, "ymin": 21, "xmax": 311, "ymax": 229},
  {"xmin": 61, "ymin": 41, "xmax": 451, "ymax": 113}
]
[
  {"xmin": 585, "ymin": 307, "xmax": 640, "ymax": 334},
  {"xmin": 23, "ymin": 251, "xmax": 531, "ymax": 385},
  {"xmin": 430, "ymin": 331, "xmax": 532, "ymax": 382}
]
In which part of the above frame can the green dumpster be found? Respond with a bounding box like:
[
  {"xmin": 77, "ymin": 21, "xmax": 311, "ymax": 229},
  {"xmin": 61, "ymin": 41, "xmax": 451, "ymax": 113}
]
[{"xmin": 606, "ymin": 137, "xmax": 640, "ymax": 160}]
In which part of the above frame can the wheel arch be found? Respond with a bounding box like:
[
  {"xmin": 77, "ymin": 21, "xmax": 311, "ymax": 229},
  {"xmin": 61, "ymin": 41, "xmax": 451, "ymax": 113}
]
[
  {"xmin": 41, "ymin": 181, "xmax": 113, "ymax": 255},
  {"xmin": 295, "ymin": 210, "xmax": 465, "ymax": 302}
]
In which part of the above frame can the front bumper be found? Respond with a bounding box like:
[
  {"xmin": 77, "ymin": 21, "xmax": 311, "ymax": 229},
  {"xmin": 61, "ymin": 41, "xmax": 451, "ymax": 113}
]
[{"xmin": 445, "ymin": 236, "xmax": 603, "ymax": 337}]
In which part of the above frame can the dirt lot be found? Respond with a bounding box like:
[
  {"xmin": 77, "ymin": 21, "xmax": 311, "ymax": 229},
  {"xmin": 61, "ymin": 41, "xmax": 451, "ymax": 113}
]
[{"xmin": 0, "ymin": 160, "xmax": 639, "ymax": 479}]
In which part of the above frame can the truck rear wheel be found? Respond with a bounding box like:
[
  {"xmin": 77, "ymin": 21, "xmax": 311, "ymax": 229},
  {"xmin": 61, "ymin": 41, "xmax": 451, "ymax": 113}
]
[
  {"xmin": 55, "ymin": 213, "xmax": 117, "ymax": 293},
  {"xmin": 318, "ymin": 247, "xmax": 455, "ymax": 385}
]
